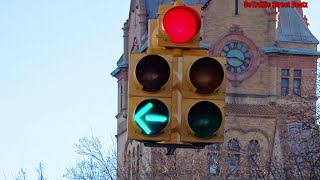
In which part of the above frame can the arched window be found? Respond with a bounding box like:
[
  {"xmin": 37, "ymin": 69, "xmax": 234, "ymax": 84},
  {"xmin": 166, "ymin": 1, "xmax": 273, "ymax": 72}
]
[
  {"xmin": 248, "ymin": 139, "xmax": 260, "ymax": 178},
  {"xmin": 228, "ymin": 139, "xmax": 240, "ymax": 175},
  {"xmin": 136, "ymin": 145, "xmax": 140, "ymax": 178},
  {"xmin": 208, "ymin": 144, "xmax": 220, "ymax": 175},
  {"xmin": 132, "ymin": 147, "xmax": 135, "ymax": 179},
  {"xmin": 128, "ymin": 150, "xmax": 131, "ymax": 179}
]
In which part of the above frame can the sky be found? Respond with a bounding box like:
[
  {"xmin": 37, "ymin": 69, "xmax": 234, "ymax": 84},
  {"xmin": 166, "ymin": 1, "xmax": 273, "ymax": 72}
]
[
  {"xmin": 0, "ymin": 0, "xmax": 130, "ymax": 179},
  {"xmin": 0, "ymin": 0, "xmax": 319, "ymax": 180}
]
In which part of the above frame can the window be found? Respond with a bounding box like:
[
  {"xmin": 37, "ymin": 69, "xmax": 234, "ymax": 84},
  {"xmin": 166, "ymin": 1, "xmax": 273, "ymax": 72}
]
[
  {"xmin": 287, "ymin": 122, "xmax": 306, "ymax": 153},
  {"xmin": 228, "ymin": 139, "xmax": 240, "ymax": 175},
  {"xmin": 208, "ymin": 153, "xmax": 219, "ymax": 174},
  {"xmin": 248, "ymin": 140, "xmax": 260, "ymax": 178},
  {"xmin": 281, "ymin": 69, "xmax": 289, "ymax": 76},
  {"xmin": 128, "ymin": 150, "xmax": 131, "ymax": 179},
  {"xmin": 208, "ymin": 144, "xmax": 220, "ymax": 151},
  {"xmin": 280, "ymin": 69, "xmax": 302, "ymax": 96},
  {"xmin": 133, "ymin": 148, "xmax": 136, "ymax": 178},
  {"xmin": 136, "ymin": 145, "xmax": 140, "ymax": 178},
  {"xmin": 235, "ymin": 0, "xmax": 239, "ymax": 15},
  {"xmin": 293, "ymin": 69, "xmax": 301, "ymax": 96},
  {"xmin": 281, "ymin": 69, "xmax": 289, "ymax": 96},
  {"xmin": 288, "ymin": 122, "xmax": 302, "ymax": 135},
  {"xmin": 208, "ymin": 144, "xmax": 220, "ymax": 175},
  {"xmin": 120, "ymin": 86, "xmax": 123, "ymax": 111}
]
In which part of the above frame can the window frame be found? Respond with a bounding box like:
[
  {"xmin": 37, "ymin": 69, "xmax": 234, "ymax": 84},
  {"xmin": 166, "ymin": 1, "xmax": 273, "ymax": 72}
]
[
  {"xmin": 208, "ymin": 152, "xmax": 220, "ymax": 175},
  {"xmin": 228, "ymin": 139, "xmax": 241, "ymax": 175},
  {"xmin": 281, "ymin": 69, "xmax": 290, "ymax": 96},
  {"xmin": 293, "ymin": 69, "xmax": 302, "ymax": 96},
  {"xmin": 247, "ymin": 139, "xmax": 260, "ymax": 178},
  {"xmin": 208, "ymin": 144, "xmax": 220, "ymax": 175}
]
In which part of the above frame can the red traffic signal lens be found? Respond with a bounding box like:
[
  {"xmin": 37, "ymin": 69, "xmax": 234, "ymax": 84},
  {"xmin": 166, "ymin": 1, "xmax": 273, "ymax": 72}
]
[{"xmin": 162, "ymin": 6, "xmax": 201, "ymax": 44}]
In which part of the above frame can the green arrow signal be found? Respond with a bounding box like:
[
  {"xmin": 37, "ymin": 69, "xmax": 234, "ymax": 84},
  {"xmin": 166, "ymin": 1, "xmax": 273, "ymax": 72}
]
[
  {"xmin": 134, "ymin": 102, "xmax": 153, "ymax": 135},
  {"xmin": 134, "ymin": 101, "xmax": 169, "ymax": 135},
  {"xmin": 145, "ymin": 115, "xmax": 167, "ymax": 122}
]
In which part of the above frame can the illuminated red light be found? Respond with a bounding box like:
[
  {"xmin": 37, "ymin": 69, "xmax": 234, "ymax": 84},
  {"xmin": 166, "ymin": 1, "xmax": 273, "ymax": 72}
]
[{"xmin": 162, "ymin": 6, "xmax": 201, "ymax": 44}]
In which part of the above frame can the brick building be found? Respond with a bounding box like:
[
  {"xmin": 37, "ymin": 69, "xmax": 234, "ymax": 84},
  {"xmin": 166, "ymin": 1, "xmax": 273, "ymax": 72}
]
[{"xmin": 111, "ymin": 0, "xmax": 319, "ymax": 179}]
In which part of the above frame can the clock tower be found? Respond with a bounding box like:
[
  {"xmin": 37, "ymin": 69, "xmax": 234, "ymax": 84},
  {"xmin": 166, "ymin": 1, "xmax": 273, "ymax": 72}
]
[{"xmin": 111, "ymin": 0, "xmax": 319, "ymax": 178}]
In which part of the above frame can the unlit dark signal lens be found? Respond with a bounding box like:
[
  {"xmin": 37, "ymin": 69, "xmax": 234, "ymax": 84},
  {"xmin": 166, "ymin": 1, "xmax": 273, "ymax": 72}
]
[
  {"xmin": 188, "ymin": 101, "xmax": 222, "ymax": 138},
  {"xmin": 136, "ymin": 55, "xmax": 170, "ymax": 92},
  {"xmin": 189, "ymin": 57, "xmax": 224, "ymax": 94}
]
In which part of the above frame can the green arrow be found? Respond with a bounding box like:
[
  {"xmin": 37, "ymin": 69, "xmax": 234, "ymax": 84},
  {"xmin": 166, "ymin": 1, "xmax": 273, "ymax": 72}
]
[
  {"xmin": 134, "ymin": 102, "xmax": 153, "ymax": 134},
  {"xmin": 145, "ymin": 114, "xmax": 167, "ymax": 122}
]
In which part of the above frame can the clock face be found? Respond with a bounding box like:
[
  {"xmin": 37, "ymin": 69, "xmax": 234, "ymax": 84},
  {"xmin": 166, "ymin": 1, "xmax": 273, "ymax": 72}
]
[{"xmin": 220, "ymin": 42, "xmax": 251, "ymax": 73}]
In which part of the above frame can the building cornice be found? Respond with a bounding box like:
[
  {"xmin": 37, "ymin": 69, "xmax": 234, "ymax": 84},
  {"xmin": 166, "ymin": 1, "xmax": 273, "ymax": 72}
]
[{"xmin": 262, "ymin": 46, "xmax": 320, "ymax": 56}]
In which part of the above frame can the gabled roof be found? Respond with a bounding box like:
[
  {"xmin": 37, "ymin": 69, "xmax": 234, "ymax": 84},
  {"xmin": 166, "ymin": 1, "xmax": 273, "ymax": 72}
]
[
  {"xmin": 111, "ymin": 40, "xmax": 149, "ymax": 77},
  {"xmin": 111, "ymin": 54, "xmax": 128, "ymax": 77},
  {"xmin": 116, "ymin": 54, "xmax": 124, "ymax": 66},
  {"xmin": 277, "ymin": 8, "xmax": 319, "ymax": 44}
]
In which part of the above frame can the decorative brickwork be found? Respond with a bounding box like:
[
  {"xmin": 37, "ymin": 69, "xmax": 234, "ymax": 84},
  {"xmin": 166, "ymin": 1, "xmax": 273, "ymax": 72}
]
[
  {"xmin": 225, "ymin": 103, "xmax": 277, "ymax": 116},
  {"xmin": 228, "ymin": 24, "xmax": 244, "ymax": 35}
]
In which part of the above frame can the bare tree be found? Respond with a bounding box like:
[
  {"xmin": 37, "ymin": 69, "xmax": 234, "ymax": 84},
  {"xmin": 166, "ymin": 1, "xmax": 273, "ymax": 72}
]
[
  {"xmin": 269, "ymin": 70, "xmax": 320, "ymax": 180},
  {"xmin": 64, "ymin": 123, "xmax": 318, "ymax": 180},
  {"xmin": 64, "ymin": 117, "xmax": 318, "ymax": 180},
  {"xmin": 37, "ymin": 162, "xmax": 47, "ymax": 180},
  {"xmin": 64, "ymin": 136, "xmax": 272, "ymax": 180},
  {"xmin": 15, "ymin": 162, "xmax": 48, "ymax": 180},
  {"xmin": 2, "ymin": 169, "xmax": 7, "ymax": 180},
  {"xmin": 64, "ymin": 137, "xmax": 117, "ymax": 180},
  {"xmin": 15, "ymin": 168, "xmax": 27, "ymax": 180}
]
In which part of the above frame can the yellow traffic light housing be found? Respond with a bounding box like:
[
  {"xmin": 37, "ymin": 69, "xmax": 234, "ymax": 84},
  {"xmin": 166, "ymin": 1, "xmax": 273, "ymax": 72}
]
[
  {"xmin": 180, "ymin": 56, "xmax": 226, "ymax": 143},
  {"xmin": 128, "ymin": 53, "xmax": 173, "ymax": 142},
  {"xmin": 126, "ymin": 1, "xmax": 226, "ymax": 146},
  {"xmin": 183, "ymin": 56, "xmax": 226, "ymax": 99},
  {"xmin": 129, "ymin": 54, "xmax": 173, "ymax": 97}
]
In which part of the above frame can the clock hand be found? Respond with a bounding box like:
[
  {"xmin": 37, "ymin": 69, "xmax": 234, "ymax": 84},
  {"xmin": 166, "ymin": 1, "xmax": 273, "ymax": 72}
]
[{"xmin": 227, "ymin": 56, "xmax": 244, "ymax": 62}]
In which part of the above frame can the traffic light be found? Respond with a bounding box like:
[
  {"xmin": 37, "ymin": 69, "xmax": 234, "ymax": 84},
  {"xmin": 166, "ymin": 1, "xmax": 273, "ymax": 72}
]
[
  {"xmin": 128, "ymin": 53, "xmax": 173, "ymax": 141},
  {"xmin": 180, "ymin": 56, "xmax": 226, "ymax": 143},
  {"xmin": 127, "ymin": 1, "xmax": 226, "ymax": 145},
  {"xmin": 157, "ymin": 1, "xmax": 202, "ymax": 48}
]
